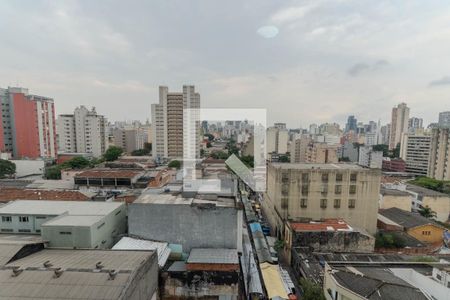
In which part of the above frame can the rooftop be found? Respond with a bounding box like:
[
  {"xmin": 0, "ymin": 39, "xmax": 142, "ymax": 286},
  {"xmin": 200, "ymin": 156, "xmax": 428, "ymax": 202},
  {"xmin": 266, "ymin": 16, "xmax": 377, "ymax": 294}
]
[
  {"xmin": 75, "ymin": 169, "xmax": 143, "ymax": 179},
  {"xmin": 42, "ymin": 215, "xmax": 105, "ymax": 227},
  {"xmin": 379, "ymin": 207, "xmax": 442, "ymax": 229},
  {"xmin": 380, "ymin": 187, "xmax": 411, "ymax": 196},
  {"xmin": 270, "ymin": 162, "xmax": 367, "ymax": 170},
  {"xmin": 112, "ymin": 237, "xmax": 171, "ymax": 268},
  {"xmin": 134, "ymin": 193, "xmax": 236, "ymax": 208},
  {"xmin": 332, "ymin": 266, "xmax": 428, "ymax": 300},
  {"xmin": 290, "ymin": 219, "xmax": 352, "ymax": 232},
  {"xmin": 0, "ymin": 200, "xmax": 123, "ymax": 216},
  {"xmin": 406, "ymin": 184, "xmax": 449, "ymax": 197},
  {"xmin": 0, "ymin": 249, "xmax": 157, "ymax": 300},
  {"xmin": 187, "ymin": 248, "xmax": 238, "ymax": 265},
  {"xmin": 0, "ymin": 188, "xmax": 92, "ymax": 202}
]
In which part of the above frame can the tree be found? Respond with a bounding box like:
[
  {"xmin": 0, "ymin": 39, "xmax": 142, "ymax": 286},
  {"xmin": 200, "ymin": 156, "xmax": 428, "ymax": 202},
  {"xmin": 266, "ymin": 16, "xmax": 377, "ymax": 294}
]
[
  {"xmin": 299, "ymin": 278, "xmax": 326, "ymax": 300},
  {"xmin": 204, "ymin": 133, "xmax": 214, "ymax": 141},
  {"xmin": 419, "ymin": 206, "xmax": 437, "ymax": 219},
  {"xmin": 45, "ymin": 165, "xmax": 62, "ymax": 180},
  {"xmin": 373, "ymin": 144, "xmax": 389, "ymax": 157},
  {"xmin": 0, "ymin": 159, "xmax": 15, "ymax": 178},
  {"xmin": 240, "ymin": 155, "xmax": 254, "ymax": 168},
  {"xmin": 67, "ymin": 156, "xmax": 90, "ymax": 169},
  {"xmin": 274, "ymin": 239, "xmax": 285, "ymax": 252},
  {"xmin": 103, "ymin": 146, "xmax": 123, "ymax": 161},
  {"xmin": 211, "ymin": 151, "xmax": 229, "ymax": 160},
  {"xmin": 168, "ymin": 160, "xmax": 181, "ymax": 169},
  {"xmin": 206, "ymin": 142, "xmax": 212, "ymax": 148},
  {"xmin": 131, "ymin": 149, "xmax": 150, "ymax": 156},
  {"xmin": 279, "ymin": 155, "xmax": 289, "ymax": 163},
  {"xmin": 391, "ymin": 143, "xmax": 401, "ymax": 158}
]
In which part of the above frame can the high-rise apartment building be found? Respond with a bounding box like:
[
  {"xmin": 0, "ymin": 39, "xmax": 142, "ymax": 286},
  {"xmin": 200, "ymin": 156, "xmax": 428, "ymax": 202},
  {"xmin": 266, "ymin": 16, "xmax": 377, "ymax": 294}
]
[
  {"xmin": 262, "ymin": 163, "xmax": 381, "ymax": 234},
  {"xmin": 113, "ymin": 127, "xmax": 147, "ymax": 154},
  {"xmin": 428, "ymin": 128, "xmax": 450, "ymax": 180},
  {"xmin": 345, "ymin": 115, "xmax": 357, "ymax": 133},
  {"xmin": 400, "ymin": 133, "xmax": 431, "ymax": 176},
  {"xmin": 151, "ymin": 85, "xmax": 200, "ymax": 159},
  {"xmin": 0, "ymin": 87, "xmax": 56, "ymax": 159},
  {"xmin": 389, "ymin": 103, "xmax": 410, "ymax": 150},
  {"xmin": 57, "ymin": 106, "xmax": 107, "ymax": 157},
  {"xmin": 290, "ymin": 137, "xmax": 338, "ymax": 164},
  {"xmin": 267, "ymin": 126, "xmax": 288, "ymax": 155},
  {"xmin": 408, "ymin": 117, "xmax": 423, "ymax": 133},
  {"xmin": 358, "ymin": 146, "xmax": 382, "ymax": 169},
  {"xmin": 439, "ymin": 111, "xmax": 450, "ymax": 128}
]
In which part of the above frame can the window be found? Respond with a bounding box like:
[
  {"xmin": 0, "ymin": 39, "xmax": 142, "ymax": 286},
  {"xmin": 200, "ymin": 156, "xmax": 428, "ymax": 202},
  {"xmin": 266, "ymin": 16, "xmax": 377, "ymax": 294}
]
[
  {"xmin": 281, "ymin": 198, "xmax": 288, "ymax": 209},
  {"xmin": 349, "ymin": 185, "xmax": 357, "ymax": 194},
  {"xmin": 36, "ymin": 229, "xmax": 41, "ymax": 233},
  {"xmin": 114, "ymin": 210, "xmax": 121, "ymax": 216},
  {"xmin": 60, "ymin": 231, "xmax": 72, "ymax": 235},
  {"xmin": 18, "ymin": 229, "xmax": 31, "ymax": 233},
  {"xmin": 437, "ymin": 274, "xmax": 442, "ymax": 280},
  {"xmin": 350, "ymin": 173, "xmax": 357, "ymax": 182},
  {"xmin": 302, "ymin": 173, "xmax": 309, "ymax": 182},
  {"xmin": 281, "ymin": 172, "xmax": 289, "ymax": 183},
  {"xmin": 320, "ymin": 199, "xmax": 327, "ymax": 208},
  {"xmin": 1, "ymin": 216, "xmax": 12, "ymax": 222},
  {"xmin": 282, "ymin": 185, "xmax": 289, "ymax": 196},
  {"xmin": 19, "ymin": 216, "xmax": 29, "ymax": 223},
  {"xmin": 97, "ymin": 222, "xmax": 105, "ymax": 230},
  {"xmin": 336, "ymin": 173, "xmax": 343, "ymax": 182},
  {"xmin": 335, "ymin": 185, "xmax": 342, "ymax": 194},
  {"xmin": 1, "ymin": 229, "xmax": 13, "ymax": 233},
  {"xmin": 321, "ymin": 185, "xmax": 328, "ymax": 195},
  {"xmin": 300, "ymin": 198, "xmax": 307, "ymax": 208},
  {"xmin": 422, "ymin": 231, "xmax": 431, "ymax": 236},
  {"xmin": 334, "ymin": 199, "xmax": 341, "ymax": 208},
  {"xmin": 349, "ymin": 199, "xmax": 356, "ymax": 208},
  {"xmin": 36, "ymin": 216, "xmax": 46, "ymax": 219},
  {"xmin": 322, "ymin": 173, "xmax": 329, "ymax": 182},
  {"xmin": 301, "ymin": 185, "xmax": 309, "ymax": 196}
]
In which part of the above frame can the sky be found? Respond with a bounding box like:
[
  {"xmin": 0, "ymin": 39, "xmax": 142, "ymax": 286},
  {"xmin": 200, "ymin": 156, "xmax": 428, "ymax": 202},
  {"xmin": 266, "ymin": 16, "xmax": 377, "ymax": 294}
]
[{"xmin": 0, "ymin": 0, "xmax": 450, "ymax": 128}]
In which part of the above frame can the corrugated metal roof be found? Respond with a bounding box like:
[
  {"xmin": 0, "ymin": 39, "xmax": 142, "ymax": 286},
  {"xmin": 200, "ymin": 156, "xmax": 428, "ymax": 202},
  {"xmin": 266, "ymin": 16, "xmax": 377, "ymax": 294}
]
[
  {"xmin": 187, "ymin": 248, "xmax": 238, "ymax": 265},
  {"xmin": 112, "ymin": 237, "xmax": 171, "ymax": 268},
  {"xmin": 0, "ymin": 249, "xmax": 157, "ymax": 299},
  {"xmin": 259, "ymin": 263, "xmax": 289, "ymax": 299},
  {"xmin": 0, "ymin": 244, "xmax": 24, "ymax": 265},
  {"xmin": 0, "ymin": 200, "xmax": 123, "ymax": 216}
]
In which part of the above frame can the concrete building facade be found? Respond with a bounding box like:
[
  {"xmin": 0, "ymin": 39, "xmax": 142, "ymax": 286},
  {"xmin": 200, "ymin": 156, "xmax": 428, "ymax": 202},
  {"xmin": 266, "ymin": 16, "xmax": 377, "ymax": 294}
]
[
  {"xmin": 389, "ymin": 103, "xmax": 410, "ymax": 150},
  {"xmin": 263, "ymin": 163, "xmax": 381, "ymax": 235},
  {"xmin": 439, "ymin": 111, "xmax": 450, "ymax": 128},
  {"xmin": 113, "ymin": 127, "xmax": 147, "ymax": 154},
  {"xmin": 358, "ymin": 146, "xmax": 382, "ymax": 169},
  {"xmin": 151, "ymin": 85, "xmax": 200, "ymax": 160},
  {"xmin": 57, "ymin": 106, "xmax": 107, "ymax": 157},
  {"xmin": 0, "ymin": 87, "xmax": 57, "ymax": 159},
  {"xmin": 428, "ymin": 128, "xmax": 450, "ymax": 180},
  {"xmin": 0, "ymin": 200, "xmax": 126, "ymax": 249},
  {"xmin": 400, "ymin": 133, "xmax": 431, "ymax": 175}
]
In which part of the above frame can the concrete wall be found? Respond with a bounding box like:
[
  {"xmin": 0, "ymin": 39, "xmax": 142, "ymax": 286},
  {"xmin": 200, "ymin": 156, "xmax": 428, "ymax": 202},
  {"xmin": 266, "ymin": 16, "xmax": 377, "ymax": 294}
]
[
  {"xmin": 289, "ymin": 230, "xmax": 375, "ymax": 253},
  {"xmin": 379, "ymin": 194, "xmax": 412, "ymax": 211},
  {"xmin": 129, "ymin": 203, "xmax": 241, "ymax": 252},
  {"xmin": 41, "ymin": 204, "xmax": 126, "ymax": 249},
  {"xmin": 11, "ymin": 159, "xmax": 45, "ymax": 178},
  {"xmin": 407, "ymin": 224, "xmax": 444, "ymax": 244},
  {"xmin": 266, "ymin": 164, "xmax": 381, "ymax": 235},
  {"xmin": 422, "ymin": 195, "xmax": 450, "ymax": 223},
  {"xmin": 0, "ymin": 214, "xmax": 56, "ymax": 234}
]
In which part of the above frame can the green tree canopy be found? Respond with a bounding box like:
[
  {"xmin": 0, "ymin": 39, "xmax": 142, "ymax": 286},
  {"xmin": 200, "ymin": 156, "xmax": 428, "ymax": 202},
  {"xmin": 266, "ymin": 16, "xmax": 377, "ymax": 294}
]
[
  {"xmin": 103, "ymin": 146, "xmax": 123, "ymax": 161},
  {"xmin": 211, "ymin": 151, "xmax": 229, "ymax": 160},
  {"xmin": 66, "ymin": 156, "xmax": 91, "ymax": 169},
  {"xmin": 168, "ymin": 160, "xmax": 181, "ymax": 169},
  {"xmin": 0, "ymin": 159, "xmax": 16, "ymax": 178},
  {"xmin": 418, "ymin": 206, "xmax": 437, "ymax": 219},
  {"xmin": 131, "ymin": 149, "xmax": 150, "ymax": 156},
  {"xmin": 300, "ymin": 278, "xmax": 326, "ymax": 300}
]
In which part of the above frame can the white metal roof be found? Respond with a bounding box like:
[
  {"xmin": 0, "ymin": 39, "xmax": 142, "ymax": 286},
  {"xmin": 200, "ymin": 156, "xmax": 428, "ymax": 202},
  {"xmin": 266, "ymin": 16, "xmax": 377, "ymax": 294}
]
[
  {"xmin": 112, "ymin": 237, "xmax": 171, "ymax": 268},
  {"xmin": 187, "ymin": 248, "xmax": 238, "ymax": 264}
]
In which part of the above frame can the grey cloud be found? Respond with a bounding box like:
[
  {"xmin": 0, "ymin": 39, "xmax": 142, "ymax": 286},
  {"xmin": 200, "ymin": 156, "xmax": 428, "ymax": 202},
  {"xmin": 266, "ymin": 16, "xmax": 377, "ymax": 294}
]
[
  {"xmin": 348, "ymin": 63, "xmax": 370, "ymax": 76},
  {"xmin": 429, "ymin": 76, "xmax": 450, "ymax": 87},
  {"xmin": 347, "ymin": 60, "xmax": 389, "ymax": 77}
]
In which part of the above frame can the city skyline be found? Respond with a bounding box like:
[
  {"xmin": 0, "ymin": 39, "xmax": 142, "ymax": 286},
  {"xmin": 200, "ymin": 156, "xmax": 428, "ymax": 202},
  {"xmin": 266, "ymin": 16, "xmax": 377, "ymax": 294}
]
[{"xmin": 0, "ymin": 1, "xmax": 449, "ymax": 127}]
